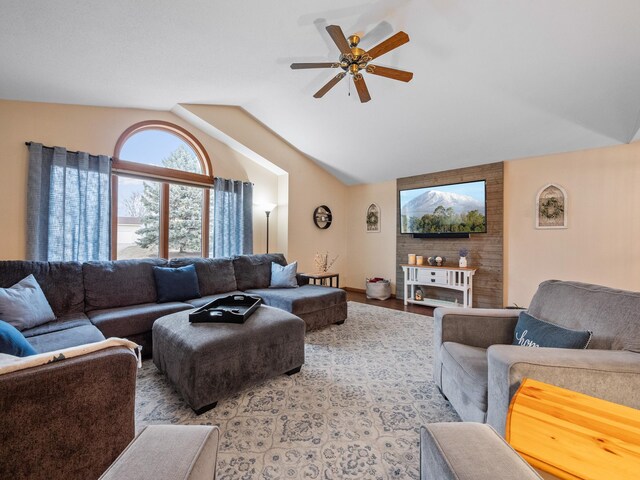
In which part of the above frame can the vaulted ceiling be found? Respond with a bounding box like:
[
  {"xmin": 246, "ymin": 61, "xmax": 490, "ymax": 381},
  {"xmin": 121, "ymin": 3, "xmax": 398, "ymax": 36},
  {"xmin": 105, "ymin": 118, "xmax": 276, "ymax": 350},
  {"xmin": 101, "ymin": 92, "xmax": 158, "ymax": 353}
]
[{"xmin": 1, "ymin": 1, "xmax": 639, "ymax": 184}]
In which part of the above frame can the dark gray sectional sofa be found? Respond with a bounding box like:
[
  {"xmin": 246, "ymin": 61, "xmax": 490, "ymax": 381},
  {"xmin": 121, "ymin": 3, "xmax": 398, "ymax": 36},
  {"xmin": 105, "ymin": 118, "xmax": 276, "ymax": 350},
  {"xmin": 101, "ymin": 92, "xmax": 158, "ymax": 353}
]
[{"xmin": 0, "ymin": 253, "xmax": 347, "ymax": 355}]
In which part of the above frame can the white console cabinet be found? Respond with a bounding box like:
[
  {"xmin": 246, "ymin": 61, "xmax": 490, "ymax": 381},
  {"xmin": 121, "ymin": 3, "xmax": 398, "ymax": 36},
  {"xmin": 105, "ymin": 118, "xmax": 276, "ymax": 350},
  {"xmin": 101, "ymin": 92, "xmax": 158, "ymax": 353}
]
[{"xmin": 401, "ymin": 265, "xmax": 476, "ymax": 308}]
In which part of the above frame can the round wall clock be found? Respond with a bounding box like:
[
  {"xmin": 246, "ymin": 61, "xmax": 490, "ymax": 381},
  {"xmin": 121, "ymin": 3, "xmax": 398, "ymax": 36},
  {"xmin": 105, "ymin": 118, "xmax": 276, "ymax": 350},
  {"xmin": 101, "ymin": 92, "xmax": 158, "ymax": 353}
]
[{"xmin": 313, "ymin": 205, "xmax": 332, "ymax": 229}]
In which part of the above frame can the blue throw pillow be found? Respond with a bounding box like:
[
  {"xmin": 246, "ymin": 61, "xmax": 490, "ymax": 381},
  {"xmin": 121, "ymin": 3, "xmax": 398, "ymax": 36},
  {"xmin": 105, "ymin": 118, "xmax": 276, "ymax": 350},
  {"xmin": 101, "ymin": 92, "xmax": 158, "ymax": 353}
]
[
  {"xmin": 153, "ymin": 264, "xmax": 201, "ymax": 303},
  {"xmin": 0, "ymin": 320, "xmax": 37, "ymax": 357},
  {"xmin": 270, "ymin": 261, "xmax": 299, "ymax": 288},
  {"xmin": 513, "ymin": 311, "xmax": 592, "ymax": 349}
]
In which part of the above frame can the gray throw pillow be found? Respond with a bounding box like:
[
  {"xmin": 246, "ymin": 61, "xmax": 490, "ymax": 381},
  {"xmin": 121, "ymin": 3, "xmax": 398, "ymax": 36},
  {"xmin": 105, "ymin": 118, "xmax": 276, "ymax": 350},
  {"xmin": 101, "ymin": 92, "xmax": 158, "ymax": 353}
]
[
  {"xmin": 0, "ymin": 274, "xmax": 56, "ymax": 331},
  {"xmin": 513, "ymin": 311, "xmax": 592, "ymax": 349},
  {"xmin": 270, "ymin": 261, "xmax": 299, "ymax": 288}
]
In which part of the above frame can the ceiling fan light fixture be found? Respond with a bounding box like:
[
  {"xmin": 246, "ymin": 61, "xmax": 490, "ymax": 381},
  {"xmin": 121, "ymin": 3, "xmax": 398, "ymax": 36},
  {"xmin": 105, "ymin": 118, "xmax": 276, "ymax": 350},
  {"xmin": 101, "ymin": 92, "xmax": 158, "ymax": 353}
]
[{"xmin": 290, "ymin": 24, "xmax": 413, "ymax": 103}]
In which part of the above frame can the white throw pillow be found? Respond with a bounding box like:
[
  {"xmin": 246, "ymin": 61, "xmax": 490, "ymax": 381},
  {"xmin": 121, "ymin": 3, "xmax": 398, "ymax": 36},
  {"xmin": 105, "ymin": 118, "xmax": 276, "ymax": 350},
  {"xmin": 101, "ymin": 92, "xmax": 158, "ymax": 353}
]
[
  {"xmin": 0, "ymin": 274, "xmax": 56, "ymax": 331},
  {"xmin": 270, "ymin": 262, "xmax": 299, "ymax": 288}
]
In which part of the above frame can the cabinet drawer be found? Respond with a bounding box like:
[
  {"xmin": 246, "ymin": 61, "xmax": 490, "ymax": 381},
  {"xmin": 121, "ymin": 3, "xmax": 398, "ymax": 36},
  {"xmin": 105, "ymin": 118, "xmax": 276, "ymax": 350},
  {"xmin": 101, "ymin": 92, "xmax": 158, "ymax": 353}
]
[{"xmin": 416, "ymin": 269, "xmax": 448, "ymax": 285}]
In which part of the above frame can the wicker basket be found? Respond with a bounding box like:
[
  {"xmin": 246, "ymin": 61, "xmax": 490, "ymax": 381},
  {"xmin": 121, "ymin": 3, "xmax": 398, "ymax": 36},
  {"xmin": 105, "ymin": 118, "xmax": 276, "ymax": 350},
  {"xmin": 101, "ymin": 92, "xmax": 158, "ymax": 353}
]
[{"xmin": 366, "ymin": 279, "xmax": 391, "ymax": 300}]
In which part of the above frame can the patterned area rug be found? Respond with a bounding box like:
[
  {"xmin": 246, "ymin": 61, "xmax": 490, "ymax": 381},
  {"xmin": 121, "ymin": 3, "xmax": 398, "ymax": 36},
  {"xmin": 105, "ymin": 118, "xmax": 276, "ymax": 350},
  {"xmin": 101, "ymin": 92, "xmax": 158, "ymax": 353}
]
[{"xmin": 135, "ymin": 301, "xmax": 459, "ymax": 479}]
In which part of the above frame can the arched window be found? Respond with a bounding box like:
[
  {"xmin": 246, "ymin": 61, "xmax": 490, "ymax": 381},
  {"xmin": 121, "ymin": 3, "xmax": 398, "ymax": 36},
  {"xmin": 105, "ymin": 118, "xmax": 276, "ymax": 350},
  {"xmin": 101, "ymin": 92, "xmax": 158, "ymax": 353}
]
[{"xmin": 112, "ymin": 121, "xmax": 214, "ymax": 259}]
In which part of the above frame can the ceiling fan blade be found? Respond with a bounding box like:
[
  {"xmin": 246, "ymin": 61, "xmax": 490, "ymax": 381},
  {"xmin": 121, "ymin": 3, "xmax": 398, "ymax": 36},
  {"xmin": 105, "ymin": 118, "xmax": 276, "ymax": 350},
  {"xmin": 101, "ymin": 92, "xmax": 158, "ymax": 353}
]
[
  {"xmin": 365, "ymin": 31, "xmax": 410, "ymax": 60},
  {"xmin": 353, "ymin": 74, "xmax": 371, "ymax": 103},
  {"xmin": 325, "ymin": 25, "xmax": 352, "ymax": 57},
  {"xmin": 366, "ymin": 65, "xmax": 413, "ymax": 82},
  {"xmin": 313, "ymin": 72, "xmax": 347, "ymax": 98},
  {"xmin": 290, "ymin": 62, "xmax": 338, "ymax": 69}
]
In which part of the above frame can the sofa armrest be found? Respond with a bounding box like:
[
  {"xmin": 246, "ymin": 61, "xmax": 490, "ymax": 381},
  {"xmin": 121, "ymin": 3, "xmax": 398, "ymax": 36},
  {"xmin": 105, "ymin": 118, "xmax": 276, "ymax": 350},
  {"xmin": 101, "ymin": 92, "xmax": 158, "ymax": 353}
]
[
  {"xmin": 420, "ymin": 423, "xmax": 542, "ymax": 480},
  {"xmin": 0, "ymin": 346, "xmax": 137, "ymax": 480},
  {"xmin": 433, "ymin": 307, "xmax": 520, "ymax": 389},
  {"xmin": 296, "ymin": 273, "xmax": 310, "ymax": 286},
  {"xmin": 486, "ymin": 345, "xmax": 640, "ymax": 435},
  {"xmin": 100, "ymin": 425, "xmax": 220, "ymax": 480},
  {"xmin": 434, "ymin": 307, "xmax": 521, "ymax": 349}
]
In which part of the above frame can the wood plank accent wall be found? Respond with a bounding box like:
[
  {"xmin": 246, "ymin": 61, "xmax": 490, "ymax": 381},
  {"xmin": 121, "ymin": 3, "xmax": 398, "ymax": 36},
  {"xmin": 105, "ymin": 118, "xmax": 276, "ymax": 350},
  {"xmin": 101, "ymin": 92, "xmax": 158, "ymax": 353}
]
[{"xmin": 396, "ymin": 162, "xmax": 504, "ymax": 308}]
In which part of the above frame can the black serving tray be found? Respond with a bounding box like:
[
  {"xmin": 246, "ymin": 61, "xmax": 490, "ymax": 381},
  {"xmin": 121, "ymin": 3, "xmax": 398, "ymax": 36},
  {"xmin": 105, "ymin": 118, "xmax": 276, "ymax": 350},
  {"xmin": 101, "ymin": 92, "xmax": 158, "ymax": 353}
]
[{"xmin": 189, "ymin": 294, "xmax": 262, "ymax": 324}]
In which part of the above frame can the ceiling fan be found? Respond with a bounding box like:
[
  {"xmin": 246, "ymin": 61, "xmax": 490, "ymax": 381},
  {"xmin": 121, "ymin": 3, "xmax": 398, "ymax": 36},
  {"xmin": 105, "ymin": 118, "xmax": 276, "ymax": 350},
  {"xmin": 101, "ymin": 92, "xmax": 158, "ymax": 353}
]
[{"xmin": 291, "ymin": 25, "xmax": 413, "ymax": 103}]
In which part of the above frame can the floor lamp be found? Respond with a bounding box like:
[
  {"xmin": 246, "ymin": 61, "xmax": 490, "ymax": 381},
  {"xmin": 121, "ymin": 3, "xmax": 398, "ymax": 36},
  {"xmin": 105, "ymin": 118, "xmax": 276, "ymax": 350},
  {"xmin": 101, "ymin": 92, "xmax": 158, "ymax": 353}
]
[{"xmin": 263, "ymin": 204, "xmax": 277, "ymax": 253}]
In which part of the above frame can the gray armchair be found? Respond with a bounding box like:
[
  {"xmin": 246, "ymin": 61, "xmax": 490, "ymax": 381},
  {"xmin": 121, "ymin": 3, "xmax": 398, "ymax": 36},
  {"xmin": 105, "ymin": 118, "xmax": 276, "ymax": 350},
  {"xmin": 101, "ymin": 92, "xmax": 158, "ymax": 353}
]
[
  {"xmin": 433, "ymin": 280, "xmax": 640, "ymax": 435},
  {"xmin": 0, "ymin": 346, "xmax": 137, "ymax": 479},
  {"xmin": 1, "ymin": 347, "xmax": 220, "ymax": 480}
]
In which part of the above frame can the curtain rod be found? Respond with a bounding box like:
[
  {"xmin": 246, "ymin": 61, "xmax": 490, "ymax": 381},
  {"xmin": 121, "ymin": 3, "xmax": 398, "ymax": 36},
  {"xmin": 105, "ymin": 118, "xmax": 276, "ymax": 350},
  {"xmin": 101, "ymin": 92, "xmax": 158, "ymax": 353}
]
[
  {"xmin": 26, "ymin": 143, "xmax": 252, "ymax": 186},
  {"xmin": 24, "ymin": 141, "xmax": 108, "ymax": 158}
]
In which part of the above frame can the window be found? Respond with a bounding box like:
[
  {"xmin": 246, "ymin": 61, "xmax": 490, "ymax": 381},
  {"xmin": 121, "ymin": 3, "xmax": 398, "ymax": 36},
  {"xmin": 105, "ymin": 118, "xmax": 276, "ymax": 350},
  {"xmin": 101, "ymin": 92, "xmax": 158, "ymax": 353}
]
[
  {"xmin": 112, "ymin": 121, "xmax": 213, "ymax": 259},
  {"xmin": 116, "ymin": 177, "xmax": 160, "ymax": 259},
  {"xmin": 168, "ymin": 183, "xmax": 203, "ymax": 257}
]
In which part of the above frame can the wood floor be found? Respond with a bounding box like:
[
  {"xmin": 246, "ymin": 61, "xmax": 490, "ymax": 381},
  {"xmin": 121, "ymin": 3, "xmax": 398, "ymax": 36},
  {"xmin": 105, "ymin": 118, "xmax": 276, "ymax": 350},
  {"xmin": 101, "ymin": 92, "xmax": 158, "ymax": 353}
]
[{"xmin": 345, "ymin": 290, "xmax": 435, "ymax": 317}]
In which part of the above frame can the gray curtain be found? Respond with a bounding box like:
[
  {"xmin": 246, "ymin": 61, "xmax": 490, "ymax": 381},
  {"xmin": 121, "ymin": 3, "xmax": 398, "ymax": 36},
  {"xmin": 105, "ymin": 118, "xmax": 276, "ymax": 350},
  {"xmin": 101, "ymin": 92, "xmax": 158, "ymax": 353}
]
[
  {"xmin": 211, "ymin": 178, "xmax": 253, "ymax": 257},
  {"xmin": 27, "ymin": 143, "xmax": 111, "ymax": 261}
]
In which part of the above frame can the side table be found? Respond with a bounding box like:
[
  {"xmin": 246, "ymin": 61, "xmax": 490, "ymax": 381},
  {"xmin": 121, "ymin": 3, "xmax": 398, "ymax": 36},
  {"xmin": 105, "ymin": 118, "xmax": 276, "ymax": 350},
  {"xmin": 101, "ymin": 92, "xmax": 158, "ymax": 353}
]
[{"xmin": 300, "ymin": 272, "xmax": 339, "ymax": 288}]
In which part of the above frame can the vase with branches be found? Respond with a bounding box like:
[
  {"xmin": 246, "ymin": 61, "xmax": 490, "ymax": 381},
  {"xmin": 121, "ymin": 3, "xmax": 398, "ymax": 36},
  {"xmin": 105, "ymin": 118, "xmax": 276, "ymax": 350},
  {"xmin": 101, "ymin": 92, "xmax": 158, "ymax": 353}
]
[{"xmin": 314, "ymin": 251, "xmax": 339, "ymax": 273}]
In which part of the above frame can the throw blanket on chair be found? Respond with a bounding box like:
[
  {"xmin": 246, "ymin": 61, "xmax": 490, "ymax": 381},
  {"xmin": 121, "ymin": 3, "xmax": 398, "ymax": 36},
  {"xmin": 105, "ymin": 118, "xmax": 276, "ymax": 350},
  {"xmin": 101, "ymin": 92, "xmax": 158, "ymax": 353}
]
[{"xmin": 0, "ymin": 337, "xmax": 142, "ymax": 374}]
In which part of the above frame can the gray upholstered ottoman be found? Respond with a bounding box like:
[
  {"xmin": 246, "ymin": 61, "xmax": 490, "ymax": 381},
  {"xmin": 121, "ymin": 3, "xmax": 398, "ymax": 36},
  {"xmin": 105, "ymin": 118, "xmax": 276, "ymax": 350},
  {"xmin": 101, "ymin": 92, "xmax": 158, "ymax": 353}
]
[{"xmin": 152, "ymin": 305, "xmax": 305, "ymax": 414}]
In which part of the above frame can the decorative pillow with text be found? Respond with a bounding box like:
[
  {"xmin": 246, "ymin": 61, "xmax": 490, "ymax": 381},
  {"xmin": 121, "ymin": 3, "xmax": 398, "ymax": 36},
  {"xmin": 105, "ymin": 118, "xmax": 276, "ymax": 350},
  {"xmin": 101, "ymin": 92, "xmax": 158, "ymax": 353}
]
[{"xmin": 513, "ymin": 311, "xmax": 592, "ymax": 349}]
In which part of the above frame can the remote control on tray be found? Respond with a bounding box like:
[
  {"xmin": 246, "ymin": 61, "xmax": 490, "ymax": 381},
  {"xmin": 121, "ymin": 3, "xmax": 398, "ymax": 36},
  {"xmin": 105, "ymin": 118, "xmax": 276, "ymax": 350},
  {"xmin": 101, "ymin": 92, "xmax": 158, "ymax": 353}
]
[{"xmin": 189, "ymin": 294, "xmax": 262, "ymax": 324}]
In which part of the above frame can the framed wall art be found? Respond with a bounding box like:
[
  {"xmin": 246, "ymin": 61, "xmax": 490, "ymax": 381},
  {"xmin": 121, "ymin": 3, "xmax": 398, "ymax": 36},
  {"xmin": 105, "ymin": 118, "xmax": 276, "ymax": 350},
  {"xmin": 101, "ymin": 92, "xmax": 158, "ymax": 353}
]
[
  {"xmin": 366, "ymin": 203, "xmax": 380, "ymax": 233},
  {"xmin": 536, "ymin": 184, "xmax": 567, "ymax": 229}
]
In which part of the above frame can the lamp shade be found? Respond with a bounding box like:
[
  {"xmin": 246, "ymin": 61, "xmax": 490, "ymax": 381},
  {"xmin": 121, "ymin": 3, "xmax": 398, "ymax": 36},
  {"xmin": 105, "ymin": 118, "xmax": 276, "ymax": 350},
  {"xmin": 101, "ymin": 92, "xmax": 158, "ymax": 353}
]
[{"xmin": 257, "ymin": 203, "xmax": 277, "ymax": 213}]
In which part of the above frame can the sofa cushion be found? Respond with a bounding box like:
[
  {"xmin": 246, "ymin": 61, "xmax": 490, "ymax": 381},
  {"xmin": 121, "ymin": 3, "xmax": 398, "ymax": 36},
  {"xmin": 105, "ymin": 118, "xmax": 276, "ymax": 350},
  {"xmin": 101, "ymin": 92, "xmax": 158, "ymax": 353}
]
[
  {"xmin": 153, "ymin": 265, "xmax": 201, "ymax": 303},
  {"xmin": 0, "ymin": 320, "xmax": 37, "ymax": 357},
  {"xmin": 184, "ymin": 291, "xmax": 245, "ymax": 309},
  {"xmin": 83, "ymin": 259, "xmax": 167, "ymax": 311},
  {"xmin": 87, "ymin": 302, "xmax": 192, "ymax": 338},
  {"xmin": 232, "ymin": 254, "xmax": 287, "ymax": 290},
  {"xmin": 513, "ymin": 311, "xmax": 592, "ymax": 349},
  {"xmin": 22, "ymin": 312, "xmax": 92, "ymax": 338},
  {"xmin": 168, "ymin": 257, "xmax": 237, "ymax": 296},
  {"xmin": 528, "ymin": 280, "xmax": 640, "ymax": 351},
  {"xmin": 441, "ymin": 342, "xmax": 488, "ymax": 410},
  {"xmin": 0, "ymin": 260, "xmax": 85, "ymax": 316},
  {"xmin": 244, "ymin": 284, "xmax": 346, "ymax": 316},
  {"xmin": 26, "ymin": 324, "xmax": 105, "ymax": 354},
  {"xmin": 270, "ymin": 262, "xmax": 298, "ymax": 288},
  {"xmin": 0, "ymin": 274, "xmax": 56, "ymax": 331}
]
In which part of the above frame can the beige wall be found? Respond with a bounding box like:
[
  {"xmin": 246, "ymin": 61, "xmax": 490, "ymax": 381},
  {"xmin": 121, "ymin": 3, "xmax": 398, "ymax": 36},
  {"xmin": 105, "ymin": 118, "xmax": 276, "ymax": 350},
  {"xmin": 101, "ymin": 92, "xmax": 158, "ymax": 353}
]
[
  {"xmin": 179, "ymin": 105, "xmax": 348, "ymax": 275},
  {"xmin": 345, "ymin": 180, "xmax": 397, "ymax": 292},
  {"xmin": 504, "ymin": 142, "xmax": 640, "ymax": 306},
  {"xmin": 0, "ymin": 99, "xmax": 279, "ymax": 259}
]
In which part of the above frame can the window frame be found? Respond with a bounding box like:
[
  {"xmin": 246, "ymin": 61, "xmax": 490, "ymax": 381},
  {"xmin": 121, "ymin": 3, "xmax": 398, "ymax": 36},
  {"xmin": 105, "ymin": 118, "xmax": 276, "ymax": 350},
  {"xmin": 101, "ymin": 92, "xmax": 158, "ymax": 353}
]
[{"xmin": 112, "ymin": 120, "xmax": 214, "ymax": 260}]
